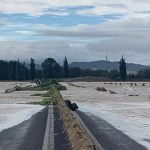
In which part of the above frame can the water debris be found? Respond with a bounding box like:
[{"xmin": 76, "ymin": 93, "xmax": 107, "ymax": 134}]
[
  {"xmin": 96, "ymin": 87, "xmax": 107, "ymax": 92},
  {"xmin": 109, "ymin": 90, "xmax": 117, "ymax": 94},
  {"xmin": 128, "ymin": 94, "xmax": 139, "ymax": 96}
]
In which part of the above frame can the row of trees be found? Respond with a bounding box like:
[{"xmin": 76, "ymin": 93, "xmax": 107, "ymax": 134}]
[
  {"xmin": 0, "ymin": 57, "xmax": 69, "ymax": 81},
  {"xmin": 61, "ymin": 56, "xmax": 150, "ymax": 81},
  {"xmin": 38, "ymin": 56, "xmax": 127, "ymax": 80},
  {"xmin": 0, "ymin": 56, "xmax": 149, "ymax": 81},
  {"xmin": 0, "ymin": 60, "xmax": 29, "ymax": 80},
  {"xmin": 0, "ymin": 58, "xmax": 38, "ymax": 81},
  {"xmin": 27, "ymin": 57, "xmax": 112, "ymax": 80},
  {"xmin": 40, "ymin": 57, "xmax": 113, "ymax": 79}
]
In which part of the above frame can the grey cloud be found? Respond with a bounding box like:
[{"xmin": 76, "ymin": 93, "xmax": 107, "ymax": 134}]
[
  {"xmin": 0, "ymin": 40, "xmax": 84, "ymax": 63},
  {"xmin": 0, "ymin": 37, "xmax": 150, "ymax": 65},
  {"xmin": 104, "ymin": 4, "xmax": 127, "ymax": 8},
  {"xmin": 1, "ymin": 14, "xmax": 150, "ymax": 65},
  {"xmin": 86, "ymin": 37, "xmax": 150, "ymax": 64},
  {"xmin": 38, "ymin": 28, "xmax": 150, "ymax": 39}
]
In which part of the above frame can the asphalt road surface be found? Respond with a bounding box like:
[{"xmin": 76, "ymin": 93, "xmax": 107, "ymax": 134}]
[
  {"xmin": 77, "ymin": 111, "xmax": 148, "ymax": 150},
  {"xmin": 0, "ymin": 107, "xmax": 48, "ymax": 150}
]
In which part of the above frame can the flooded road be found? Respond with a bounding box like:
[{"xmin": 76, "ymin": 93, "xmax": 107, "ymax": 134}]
[{"xmin": 61, "ymin": 82, "xmax": 150, "ymax": 150}]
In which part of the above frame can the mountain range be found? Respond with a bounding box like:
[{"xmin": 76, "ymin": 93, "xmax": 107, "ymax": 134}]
[{"xmin": 69, "ymin": 60, "xmax": 150, "ymax": 73}]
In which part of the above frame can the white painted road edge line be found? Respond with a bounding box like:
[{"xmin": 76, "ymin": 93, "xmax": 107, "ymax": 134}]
[
  {"xmin": 73, "ymin": 112, "xmax": 104, "ymax": 150},
  {"xmin": 50, "ymin": 105, "xmax": 54, "ymax": 150},
  {"xmin": 42, "ymin": 105, "xmax": 54, "ymax": 150}
]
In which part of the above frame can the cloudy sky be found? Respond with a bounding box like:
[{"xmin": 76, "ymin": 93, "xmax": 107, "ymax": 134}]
[{"xmin": 0, "ymin": 0, "xmax": 150, "ymax": 65}]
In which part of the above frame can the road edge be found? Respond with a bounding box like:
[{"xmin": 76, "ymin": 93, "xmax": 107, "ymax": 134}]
[
  {"xmin": 42, "ymin": 105, "xmax": 54, "ymax": 150},
  {"xmin": 73, "ymin": 111, "xmax": 104, "ymax": 150}
]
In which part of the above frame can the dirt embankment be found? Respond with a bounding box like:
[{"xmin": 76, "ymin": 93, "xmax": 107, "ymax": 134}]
[{"xmin": 54, "ymin": 90, "xmax": 96, "ymax": 150}]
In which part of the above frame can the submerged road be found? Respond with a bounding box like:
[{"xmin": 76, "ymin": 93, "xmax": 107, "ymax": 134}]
[
  {"xmin": 77, "ymin": 111, "xmax": 148, "ymax": 150},
  {"xmin": 0, "ymin": 107, "xmax": 48, "ymax": 150}
]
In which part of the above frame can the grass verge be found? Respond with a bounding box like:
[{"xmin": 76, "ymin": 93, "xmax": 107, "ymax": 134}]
[
  {"xmin": 27, "ymin": 79, "xmax": 66, "ymax": 105},
  {"xmin": 15, "ymin": 79, "xmax": 67, "ymax": 91}
]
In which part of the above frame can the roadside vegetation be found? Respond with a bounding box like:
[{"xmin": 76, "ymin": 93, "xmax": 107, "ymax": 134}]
[
  {"xmin": 30, "ymin": 86, "xmax": 60, "ymax": 105},
  {"xmin": 15, "ymin": 79, "xmax": 66, "ymax": 105},
  {"xmin": 15, "ymin": 79, "xmax": 66, "ymax": 91}
]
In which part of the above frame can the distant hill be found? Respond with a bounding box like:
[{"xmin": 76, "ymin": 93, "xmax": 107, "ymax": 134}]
[{"xmin": 70, "ymin": 60, "xmax": 150, "ymax": 73}]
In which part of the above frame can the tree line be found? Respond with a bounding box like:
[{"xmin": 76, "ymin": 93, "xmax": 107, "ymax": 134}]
[
  {"xmin": 0, "ymin": 57, "xmax": 149, "ymax": 81},
  {"xmin": 32, "ymin": 56, "xmax": 150, "ymax": 81},
  {"xmin": 0, "ymin": 60, "xmax": 29, "ymax": 80}
]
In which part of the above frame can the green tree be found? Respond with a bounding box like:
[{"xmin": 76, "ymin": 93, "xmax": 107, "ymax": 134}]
[
  {"xmin": 119, "ymin": 56, "xmax": 127, "ymax": 81},
  {"xmin": 9, "ymin": 61, "xmax": 17, "ymax": 80},
  {"xmin": 16, "ymin": 59, "xmax": 21, "ymax": 80},
  {"xmin": 137, "ymin": 69, "xmax": 150, "ymax": 79},
  {"xmin": 63, "ymin": 57, "xmax": 69, "ymax": 78},
  {"xmin": 42, "ymin": 58, "xmax": 62, "ymax": 78},
  {"xmin": 69, "ymin": 67, "xmax": 81, "ymax": 78},
  {"xmin": 110, "ymin": 69, "xmax": 119, "ymax": 80},
  {"xmin": 21, "ymin": 62, "xmax": 26, "ymax": 80},
  {"xmin": 128, "ymin": 73, "xmax": 136, "ymax": 80},
  {"xmin": 0, "ymin": 60, "xmax": 29, "ymax": 81},
  {"xmin": 20, "ymin": 62, "xmax": 29, "ymax": 80},
  {"xmin": 0, "ymin": 60, "xmax": 9, "ymax": 80},
  {"xmin": 30, "ymin": 58, "xmax": 35, "ymax": 81}
]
